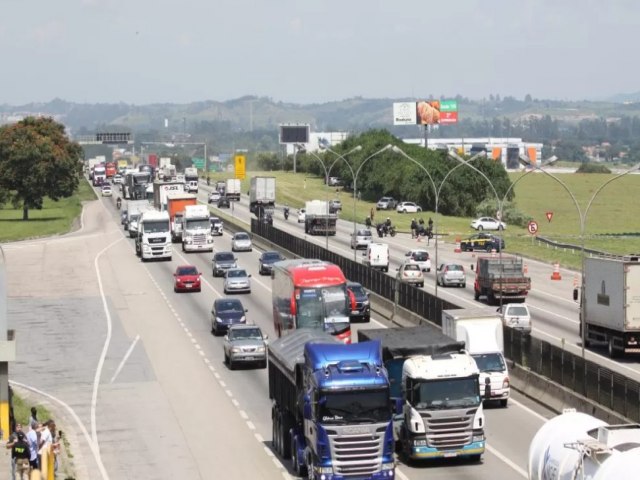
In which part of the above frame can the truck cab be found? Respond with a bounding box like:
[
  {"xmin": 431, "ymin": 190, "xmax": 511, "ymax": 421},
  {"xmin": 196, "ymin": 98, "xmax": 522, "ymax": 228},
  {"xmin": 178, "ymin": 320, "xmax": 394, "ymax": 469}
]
[
  {"xmin": 182, "ymin": 204, "xmax": 214, "ymax": 252},
  {"xmin": 135, "ymin": 210, "xmax": 172, "ymax": 261}
]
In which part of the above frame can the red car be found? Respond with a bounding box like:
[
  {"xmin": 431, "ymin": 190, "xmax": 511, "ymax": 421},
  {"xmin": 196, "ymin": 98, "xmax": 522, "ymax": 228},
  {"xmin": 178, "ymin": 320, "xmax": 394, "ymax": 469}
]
[{"xmin": 173, "ymin": 265, "xmax": 202, "ymax": 292}]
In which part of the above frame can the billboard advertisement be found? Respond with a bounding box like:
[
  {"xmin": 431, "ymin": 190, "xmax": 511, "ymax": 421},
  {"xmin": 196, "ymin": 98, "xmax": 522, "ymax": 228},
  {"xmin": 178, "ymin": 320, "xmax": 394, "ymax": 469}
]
[
  {"xmin": 393, "ymin": 102, "xmax": 417, "ymax": 125},
  {"xmin": 279, "ymin": 125, "xmax": 310, "ymax": 144},
  {"xmin": 394, "ymin": 100, "xmax": 459, "ymax": 126}
]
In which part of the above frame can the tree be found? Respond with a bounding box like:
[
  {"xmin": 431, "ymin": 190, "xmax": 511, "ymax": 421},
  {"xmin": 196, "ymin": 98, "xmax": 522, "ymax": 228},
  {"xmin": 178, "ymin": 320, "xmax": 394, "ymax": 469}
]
[{"xmin": 0, "ymin": 116, "xmax": 83, "ymax": 220}]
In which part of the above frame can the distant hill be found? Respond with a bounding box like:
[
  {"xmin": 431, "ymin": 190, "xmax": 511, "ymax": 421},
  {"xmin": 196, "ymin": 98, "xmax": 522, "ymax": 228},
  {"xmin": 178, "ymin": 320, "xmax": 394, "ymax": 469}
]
[{"xmin": 606, "ymin": 91, "xmax": 640, "ymax": 104}]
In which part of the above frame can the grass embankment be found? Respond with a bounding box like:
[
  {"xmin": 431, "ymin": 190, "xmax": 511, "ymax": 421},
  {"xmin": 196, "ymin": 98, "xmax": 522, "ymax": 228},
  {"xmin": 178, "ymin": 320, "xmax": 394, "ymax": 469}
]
[
  {"xmin": 209, "ymin": 170, "xmax": 640, "ymax": 270},
  {"xmin": 0, "ymin": 178, "xmax": 96, "ymax": 242}
]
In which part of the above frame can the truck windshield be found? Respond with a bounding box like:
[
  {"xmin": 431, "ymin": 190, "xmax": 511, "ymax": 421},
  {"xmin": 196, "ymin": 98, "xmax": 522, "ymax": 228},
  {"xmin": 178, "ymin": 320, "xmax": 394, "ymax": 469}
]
[
  {"xmin": 296, "ymin": 286, "xmax": 350, "ymax": 334},
  {"xmin": 134, "ymin": 174, "xmax": 150, "ymax": 185},
  {"xmin": 412, "ymin": 377, "xmax": 480, "ymax": 409},
  {"xmin": 143, "ymin": 221, "xmax": 169, "ymax": 233},
  {"xmin": 319, "ymin": 389, "xmax": 391, "ymax": 424},
  {"xmin": 185, "ymin": 219, "xmax": 210, "ymax": 230},
  {"xmin": 471, "ymin": 353, "xmax": 505, "ymax": 373}
]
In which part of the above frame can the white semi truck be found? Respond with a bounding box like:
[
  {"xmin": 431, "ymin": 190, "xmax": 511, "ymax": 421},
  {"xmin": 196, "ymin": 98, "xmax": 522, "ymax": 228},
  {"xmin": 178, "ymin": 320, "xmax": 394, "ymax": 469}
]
[
  {"xmin": 182, "ymin": 204, "xmax": 214, "ymax": 253},
  {"xmin": 580, "ymin": 256, "xmax": 640, "ymax": 357},
  {"xmin": 528, "ymin": 409, "xmax": 640, "ymax": 480},
  {"xmin": 358, "ymin": 325, "xmax": 485, "ymax": 463},
  {"xmin": 184, "ymin": 167, "xmax": 199, "ymax": 193},
  {"xmin": 304, "ymin": 200, "xmax": 337, "ymax": 235},
  {"xmin": 135, "ymin": 210, "xmax": 172, "ymax": 261},
  {"xmin": 442, "ymin": 307, "xmax": 510, "ymax": 407},
  {"xmin": 225, "ymin": 178, "xmax": 241, "ymax": 201},
  {"xmin": 249, "ymin": 176, "xmax": 276, "ymax": 217}
]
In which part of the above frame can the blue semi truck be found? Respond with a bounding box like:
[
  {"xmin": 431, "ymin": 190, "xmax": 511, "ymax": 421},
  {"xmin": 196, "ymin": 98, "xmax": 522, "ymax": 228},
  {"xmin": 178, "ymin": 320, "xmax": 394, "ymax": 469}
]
[{"xmin": 268, "ymin": 330, "xmax": 396, "ymax": 479}]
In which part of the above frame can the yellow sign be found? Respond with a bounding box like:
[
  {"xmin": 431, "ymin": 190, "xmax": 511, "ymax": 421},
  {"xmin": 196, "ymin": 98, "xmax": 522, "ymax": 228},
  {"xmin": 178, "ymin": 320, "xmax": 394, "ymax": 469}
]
[{"xmin": 234, "ymin": 154, "xmax": 246, "ymax": 180}]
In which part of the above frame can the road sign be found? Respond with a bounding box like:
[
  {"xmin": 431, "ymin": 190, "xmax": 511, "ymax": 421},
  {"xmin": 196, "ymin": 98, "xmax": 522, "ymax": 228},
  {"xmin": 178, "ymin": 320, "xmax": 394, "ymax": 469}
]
[
  {"xmin": 192, "ymin": 157, "xmax": 205, "ymax": 169},
  {"xmin": 527, "ymin": 220, "xmax": 539, "ymax": 235},
  {"xmin": 546, "ymin": 211, "xmax": 553, "ymax": 222},
  {"xmin": 234, "ymin": 154, "xmax": 246, "ymax": 180},
  {"xmin": 440, "ymin": 100, "xmax": 458, "ymax": 112}
]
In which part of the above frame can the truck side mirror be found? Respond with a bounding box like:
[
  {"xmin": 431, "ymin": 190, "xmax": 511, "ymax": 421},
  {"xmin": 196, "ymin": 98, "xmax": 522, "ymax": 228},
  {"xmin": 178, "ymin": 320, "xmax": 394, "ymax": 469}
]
[
  {"xmin": 303, "ymin": 394, "xmax": 313, "ymax": 419},
  {"xmin": 484, "ymin": 377, "xmax": 491, "ymax": 400},
  {"xmin": 573, "ymin": 288, "xmax": 579, "ymax": 302},
  {"xmin": 393, "ymin": 397, "xmax": 404, "ymax": 415}
]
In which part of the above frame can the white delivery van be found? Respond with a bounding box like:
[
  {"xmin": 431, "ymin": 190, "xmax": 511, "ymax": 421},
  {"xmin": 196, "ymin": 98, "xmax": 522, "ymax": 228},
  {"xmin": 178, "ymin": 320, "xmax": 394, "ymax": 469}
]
[
  {"xmin": 442, "ymin": 307, "xmax": 510, "ymax": 407},
  {"xmin": 363, "ymin": 243, "xmax": 389, "ymax": 272}
]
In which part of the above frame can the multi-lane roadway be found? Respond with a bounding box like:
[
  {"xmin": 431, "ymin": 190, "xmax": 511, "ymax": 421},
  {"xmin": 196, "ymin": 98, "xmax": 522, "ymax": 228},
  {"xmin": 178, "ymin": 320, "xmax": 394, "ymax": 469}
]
[{"xmin": 5, "ymin": 177, "xmax": 628, "ymax": 480}]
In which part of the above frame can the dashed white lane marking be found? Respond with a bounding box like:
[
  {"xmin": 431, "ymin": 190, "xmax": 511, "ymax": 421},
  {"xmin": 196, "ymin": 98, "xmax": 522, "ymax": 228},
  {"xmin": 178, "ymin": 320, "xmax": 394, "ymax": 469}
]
[
  {"xmin": 247, "ymin": 421, "xmax": 256, "ymax": 430},
  {"xmin": 239, "ymin": 410, "xmax": 249, "ymax": 420},
  {"xmin": 232, "ymin": 399, "xmax": 240, "ymax": 407},
  {"xmin": 486, "ymin": 444, "xmax": 527, "ymax": 478},
  {"xmin": 264, "ymin": 446, "xmax": 275, "ymax": 457},
  {"xmin": 225, "ymin": 389, "xmax": 233, "ymax": 397},
  {"xmin": 219, "ymin": 380, "xmax": 227, "ymax": 388},
  {"xmin": 255, "ymin": 433, "xmax": 264, "ymax": 443},
  {"xmin": 272, "ymin": 458, "xmax": 283, "ymax": 469}
]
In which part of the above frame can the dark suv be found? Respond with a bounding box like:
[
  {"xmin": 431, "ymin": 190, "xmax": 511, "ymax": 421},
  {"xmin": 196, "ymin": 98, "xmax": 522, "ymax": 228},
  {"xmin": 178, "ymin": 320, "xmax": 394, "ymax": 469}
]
[
  {"xmin": 212, "ymin": 251, "xmax": 237, "ymax": 277},
  {"xmin": 347, "ymin": 281, "xmax": 370, "ymax": 323}
]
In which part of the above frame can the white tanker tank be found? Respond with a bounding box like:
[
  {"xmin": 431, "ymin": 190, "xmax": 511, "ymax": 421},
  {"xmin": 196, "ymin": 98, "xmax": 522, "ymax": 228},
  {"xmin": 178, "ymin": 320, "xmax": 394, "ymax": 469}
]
[{"xmin": 528, "ymin": 409, "xmax": 640, "ymax": 480}]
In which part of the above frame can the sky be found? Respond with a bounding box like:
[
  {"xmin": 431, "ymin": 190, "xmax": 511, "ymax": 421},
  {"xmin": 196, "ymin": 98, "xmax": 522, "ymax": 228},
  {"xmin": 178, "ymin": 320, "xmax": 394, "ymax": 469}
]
[{"xmin": 1, "ymin": 0, "xmax": 638, "ymax": 105}]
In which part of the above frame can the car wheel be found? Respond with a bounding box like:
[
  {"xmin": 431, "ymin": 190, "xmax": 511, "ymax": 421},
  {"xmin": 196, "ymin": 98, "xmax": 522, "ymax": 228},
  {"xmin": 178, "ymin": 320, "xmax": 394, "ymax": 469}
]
[
  {"xmin": 478, "ymin": 225, "xmax": 484, "ymax": 231},
  {"xmin": 498, "ymin": 225, "xmax": 504, "ymax": 231},
  {"xmin": 500, "ymin": 399, "xmax": 508, "ymax": 408},
  {"xmin": 461, "ymin": 283, "xmax": 466, "ymax": 288},
  {"xmin": 260, "ymin": 360, "xmax": 267, "ymax": 369},
  {"xmin": 224, "ymin": 352, "xmax": 229, "ymax": 364},
  {"xmin": 229, "ymin": 358, "xmax": 235, "ymax": 370}
]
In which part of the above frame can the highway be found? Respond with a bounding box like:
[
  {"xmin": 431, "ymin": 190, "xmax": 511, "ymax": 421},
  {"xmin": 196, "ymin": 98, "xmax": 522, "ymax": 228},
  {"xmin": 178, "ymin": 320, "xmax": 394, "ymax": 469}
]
[
  {"xmin": 4, "ymin": 182, "xmax": 558, "ymax": 479},
  {"xmin": 208, "ymin": 184, "xmax": 640, "ymax": 384}
]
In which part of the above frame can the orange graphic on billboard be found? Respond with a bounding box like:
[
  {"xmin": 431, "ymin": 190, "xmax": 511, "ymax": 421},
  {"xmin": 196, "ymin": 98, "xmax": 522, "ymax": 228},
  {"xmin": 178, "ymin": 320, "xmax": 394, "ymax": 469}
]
[{"xmin": 417, "ymin": 100, "xmax": 441, "ymax": 125}]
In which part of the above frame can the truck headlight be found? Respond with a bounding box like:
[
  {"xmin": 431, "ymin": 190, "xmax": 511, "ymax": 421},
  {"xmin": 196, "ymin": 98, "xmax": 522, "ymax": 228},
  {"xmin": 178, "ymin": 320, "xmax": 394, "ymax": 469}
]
[
  {"xmin": 316, "ymin": 466, "xmax": 333, "ymax": 474},
  {"xmin": 382, "ymin": 462, "xmax": 395, "ymax": 470},
  {"xmin": 186, "ymin": 238, "xmax": 193, "ymax": 244},
  {"xmin": 363, "ymin": 300, "xmax": 370, "ymax": 306},
  {"xmin": 215, "ymin": 317, "xmax": 223, "ymax": 324},
  {"xmin": 472, "ymin": 434, "xmax": 484, "ymax": 442}
]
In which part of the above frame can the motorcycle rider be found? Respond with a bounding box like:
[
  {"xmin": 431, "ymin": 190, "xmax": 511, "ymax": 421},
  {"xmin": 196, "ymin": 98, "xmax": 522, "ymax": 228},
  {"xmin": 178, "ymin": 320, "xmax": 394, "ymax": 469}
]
[
  {"xmin": 365, "ymin": 216, "xmax": 372, "ymax": 228},
  {"xmin": 116, "ymin": 197, "xmax": 122, "ymax": 210},
  {"xmin": 283, "ymin": 204, "xmax": 290, "ymax": 220}
]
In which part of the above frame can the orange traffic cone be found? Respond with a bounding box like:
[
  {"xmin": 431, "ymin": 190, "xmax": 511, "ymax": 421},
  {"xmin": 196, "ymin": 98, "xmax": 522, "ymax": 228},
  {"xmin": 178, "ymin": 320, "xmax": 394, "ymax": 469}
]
[
  {"xmin": 551, "ymin": 262, "xmax": 562, "ymax": 280},
  {"xmin": 454, "ymin": 237, "xmax": 461, "ymax": 253}
]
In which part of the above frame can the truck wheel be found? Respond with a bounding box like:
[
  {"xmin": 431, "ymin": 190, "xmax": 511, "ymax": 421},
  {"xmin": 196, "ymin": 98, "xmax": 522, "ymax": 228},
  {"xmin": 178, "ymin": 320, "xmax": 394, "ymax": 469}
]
[
  {"xmin": 474, "ymin": 289, "xmax": 480, "ymax": 300},
  {"xmin": 469, "ymin": 454, "xmax": 482, "ymax": 463},
  {"xmin": 280, "ymin": 415, "xmax": 292, "ymax": 460},
  {"xmin": 291, "ymin": 432, "xmax": 307, "ymax": 477},
  {"xmin": 500, "ymin": 399, "xmax": 508, "ymax": 407}
]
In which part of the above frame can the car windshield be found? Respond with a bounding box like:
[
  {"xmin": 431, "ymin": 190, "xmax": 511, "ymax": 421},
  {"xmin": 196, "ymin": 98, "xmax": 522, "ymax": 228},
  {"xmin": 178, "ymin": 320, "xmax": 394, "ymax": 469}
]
[
  {"xmin": 404, "ymin": 264, "xmax": 420, "ymax": 272},
  {"xmin": 472, "ymin": 353, "xmax": 506, "ymax": 372},
  {"xmin": 446, "ymin": 264, "xmax": 463, "ymax": 271},
  {"xmin": 227, "ymin": 270, "xmax": 247, "ymax": 278},
  {"xmin": 210, "ymin": 217, "xmax": 221, "ymax": 224},
  {"xmin": 218, "ymin": 300, "xmax": 243, "ymax": 312},
  {"xmin": 235, "ymin": 233, "xmax": 249, "ymax": 241},
  {"xmin": 230, "ymin": 328, "xmax": 262, "ymax": 340},
  {"xmin": 263, "ymin": 252, "xmax": 282, "ymax": 261},
  {"xmin": 177, "ymin": 267, "xmax": 198, "ymax": 276},
  {"xmin": 348, "ymin": 285, "xmax": 366, "ymax": 297},
  {"xmin": 505, "ymin": 305, "xmax": 529, "ymax": 316},
  {"xmin": 357, "ymin": 230, "xmax": 371, "ymax": 237},
  {"xmin": 216, "ymin": 253, "xmax": 234, "ymax": 262},
  {"xmin": 380, "ymin": 197, "xmax": 390, "ymax": 202},
  {"xmin": 412, "ymin": 252, "xmax": 429, "ymax": 261}
]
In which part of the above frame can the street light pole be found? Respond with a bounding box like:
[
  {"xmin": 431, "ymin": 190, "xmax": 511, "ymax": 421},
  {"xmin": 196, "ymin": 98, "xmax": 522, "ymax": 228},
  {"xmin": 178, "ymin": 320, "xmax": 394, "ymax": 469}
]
[{"xmin": 519, "ymin": 157, "xmax": 640, "ymax": 357}]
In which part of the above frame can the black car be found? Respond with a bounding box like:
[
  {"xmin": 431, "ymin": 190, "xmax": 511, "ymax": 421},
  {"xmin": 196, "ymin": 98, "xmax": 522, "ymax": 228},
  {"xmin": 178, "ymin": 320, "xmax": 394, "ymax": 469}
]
[
  {"xmin": 211, "ymin": 298, "xmax": 247, "ymax": 336},
  {"xmin": 212, "ymin": 251, "xmax": 237, "ymax": 277},
  {"xmin": 258, "ymin": 251, "xmax": 285, "ymax": 275},
  {"xmin": 347, "ymin": 281, "xmax": 370, "ymax": 323},
  {"xmin": 218, "ymin": 196, "xmax": 230, "ymax": 208},
  {"xmin": 460, "ymin": 233, "xmax": 505, "ymax": 252}
]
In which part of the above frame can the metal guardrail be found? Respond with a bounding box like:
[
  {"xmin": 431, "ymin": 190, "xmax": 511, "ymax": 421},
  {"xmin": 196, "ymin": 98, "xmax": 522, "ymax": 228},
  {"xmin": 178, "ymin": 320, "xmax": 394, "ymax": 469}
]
[
  {"xmin": 535, "ymin": 235, "xmax": 638, "ymax": 260},
  {"xmin": 252, "ymin": 219, "xmax": 640, "ymax": 422}
]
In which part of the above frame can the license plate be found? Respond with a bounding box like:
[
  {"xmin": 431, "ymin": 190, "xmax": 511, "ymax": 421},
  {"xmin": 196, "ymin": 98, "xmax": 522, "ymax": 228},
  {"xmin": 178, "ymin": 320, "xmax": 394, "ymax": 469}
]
[
  {"xmin": 185, "ymin": 284, "xmax": 192, "ymax": 288},
  {"xmin": 443, "ymin": 452, "xmax": 458, "ymax": 458},
  {"xmin": 351, "ymin": 310, "xmax": 359, "ymax": 314},
  {"xmin": 244, "ymin": 356, "xmax": 254, "ymax": 360}
]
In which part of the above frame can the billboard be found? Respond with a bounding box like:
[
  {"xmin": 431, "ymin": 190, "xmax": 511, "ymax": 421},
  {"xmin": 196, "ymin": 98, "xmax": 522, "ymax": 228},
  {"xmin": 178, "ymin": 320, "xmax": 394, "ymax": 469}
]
[
  {"xmin": 393, "ymin": 102, "xmax": 417, "ymax": 125},
  {"xmin": 394, "ymin": 100, "xmax": 459, "ymax": 126},
  {"xmin": 279, "ymin": 125, "xmax": 310, "ymax": 144}
]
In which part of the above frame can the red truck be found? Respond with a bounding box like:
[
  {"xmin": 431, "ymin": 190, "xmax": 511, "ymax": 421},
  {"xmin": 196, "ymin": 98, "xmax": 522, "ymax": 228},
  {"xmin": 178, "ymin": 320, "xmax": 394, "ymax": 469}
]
[
  {"xmin": 474, "ymin": 255, "xmax": 531, "ymax": 305},
  {"xmin": 166, "ymin": 193, "xmax": 198, "ymax": 243},
  {"xmin": 105, "ymin": 162, "xmax": 117, "ymax": 178}
]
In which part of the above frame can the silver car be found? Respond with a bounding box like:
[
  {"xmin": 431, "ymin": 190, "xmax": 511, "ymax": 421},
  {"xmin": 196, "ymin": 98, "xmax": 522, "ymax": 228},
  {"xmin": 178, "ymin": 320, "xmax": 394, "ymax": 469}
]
[
  {"xmin": 436, "ymin": 262, "xmax": 466, "ymax": 287},
  {"xmin": 350, "ymin": 229, "xmax": 373, "ymax": 250},
  {"xmin": 223, "ymin": 268, "xmax": 252, "ymax": 294},
  {"xmin": 223, "ymin": 324, "xmax": 268, "ymax": 369},
  {"xmin": 497, "ymin": 303, "xmax": 532, "ymax": 333},
  {"xmin": 212, "ymin": 251, "xmax": 237, "ymax": 277},
  {"xmin": 231, "ymin": 232, "xmax": 252, "ymax": 252}
]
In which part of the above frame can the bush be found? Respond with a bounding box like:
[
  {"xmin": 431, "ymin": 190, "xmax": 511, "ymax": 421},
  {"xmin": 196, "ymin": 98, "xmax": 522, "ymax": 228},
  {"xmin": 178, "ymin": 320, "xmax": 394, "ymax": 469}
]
[
  {"xmin": 576, "ymin": 162, "xmax": 612, "ymax": 173},
  {"xmin": 475, "ymin": 199, "xmax": 532, "ymax": 228}
]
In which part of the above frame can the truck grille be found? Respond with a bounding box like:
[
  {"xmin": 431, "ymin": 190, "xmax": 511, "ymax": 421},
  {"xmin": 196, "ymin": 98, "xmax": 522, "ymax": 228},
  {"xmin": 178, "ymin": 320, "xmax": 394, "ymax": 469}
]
[
  {"xmin": 421, "ymin": 410, "xmax": 476, "ymax": 449},
  {"xmin": 192, "ymin": 233, "xmax": 207, "ymax": 245},
  {"xmin": 149, "ymin": 237, "xmax": 166, "ymax": 244},
  {"xmin": 326, "ymin": 424, "xmax": 386, "ymax": 477}
]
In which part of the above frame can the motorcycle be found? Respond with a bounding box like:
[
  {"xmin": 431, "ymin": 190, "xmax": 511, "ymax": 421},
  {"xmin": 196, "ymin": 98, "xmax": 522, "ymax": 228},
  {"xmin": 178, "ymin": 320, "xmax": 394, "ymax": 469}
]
[
  {"xmin": 284, "ymin": 207, "xmax": 290, "ymax": 220},
  {"xmin": 116, "ymin": 197, "xmax": 122, "ymax": 210},
  {"xmin": 376, "ymin": 223, "xmax": 396, "ymax": 238}
]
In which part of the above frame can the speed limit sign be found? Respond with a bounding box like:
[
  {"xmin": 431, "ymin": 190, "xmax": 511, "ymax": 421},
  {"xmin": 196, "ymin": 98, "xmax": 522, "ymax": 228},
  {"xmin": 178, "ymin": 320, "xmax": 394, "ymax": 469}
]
[{"xmin": 527, "ymin": 220, "xmax": 539, "ymax": 235}]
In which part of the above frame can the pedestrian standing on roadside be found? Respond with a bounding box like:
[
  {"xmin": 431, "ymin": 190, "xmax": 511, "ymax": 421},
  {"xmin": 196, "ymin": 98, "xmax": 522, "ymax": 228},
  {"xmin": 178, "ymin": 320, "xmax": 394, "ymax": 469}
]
[
  {"xmin": 11, "ymin": 432, "xmax": 31, "ymax": 480},
  {"xmin": 6, "ymin": 422, "xmax": 23, "ymax": 480},
  {"xmin": 26, "ymin": 422, "xmax": 41, "ymax": 471},
  {"xmin": 28, "ymin": 407, "xmax": 38, "ymax": 431},
  {"xmin": 410, "ymin": 218, "xmax": 418, "ymax": 239}
]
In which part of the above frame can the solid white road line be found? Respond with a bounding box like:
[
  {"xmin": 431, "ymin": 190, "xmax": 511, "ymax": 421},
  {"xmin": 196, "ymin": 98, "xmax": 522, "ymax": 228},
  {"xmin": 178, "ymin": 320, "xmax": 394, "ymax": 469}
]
[{"xmin": 109, "ymin": 335, "xmax": 140, "ymax": 384}]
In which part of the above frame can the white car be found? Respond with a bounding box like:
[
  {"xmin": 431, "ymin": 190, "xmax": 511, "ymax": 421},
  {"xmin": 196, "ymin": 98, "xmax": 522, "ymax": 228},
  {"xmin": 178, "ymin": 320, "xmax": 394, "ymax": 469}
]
[
  {"xmin": 350, "ymin": 229, "xmax": 373, "ymax": 250},
  {"xmin": 101, "ymin": 185, "xmax": 112, "ymax": 197},
  {"xmin": 223, "ymin": 268, "xmax": 252, "ymax": 294},
  {"xmin": 112, "ymin": 174, "xmax": 123, "ymax": 185},
  {"xmin": 470, "ymin": 216, "xmax": 506, "ymax": 231},
  {"xmin": 404, "ymin": 249, "xmax": 432, "ymax": 272},
  {"xmin": 396, "ymin": 202, "xmax": 422, "ymax": 213},
  {"xmin": 297, "ymin": 209, "xmax": 306, "ymax": 223},
  {"xmin": 231, "ymin": 232, "xmax": 252, "ymax": 252},
  {"xmin": 497, "ymin": 303, "xmax": 531, "ymax": 333},
  {"xmin": 208, "ymin": 191, "xmax": 221, "ymax": 204}
]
